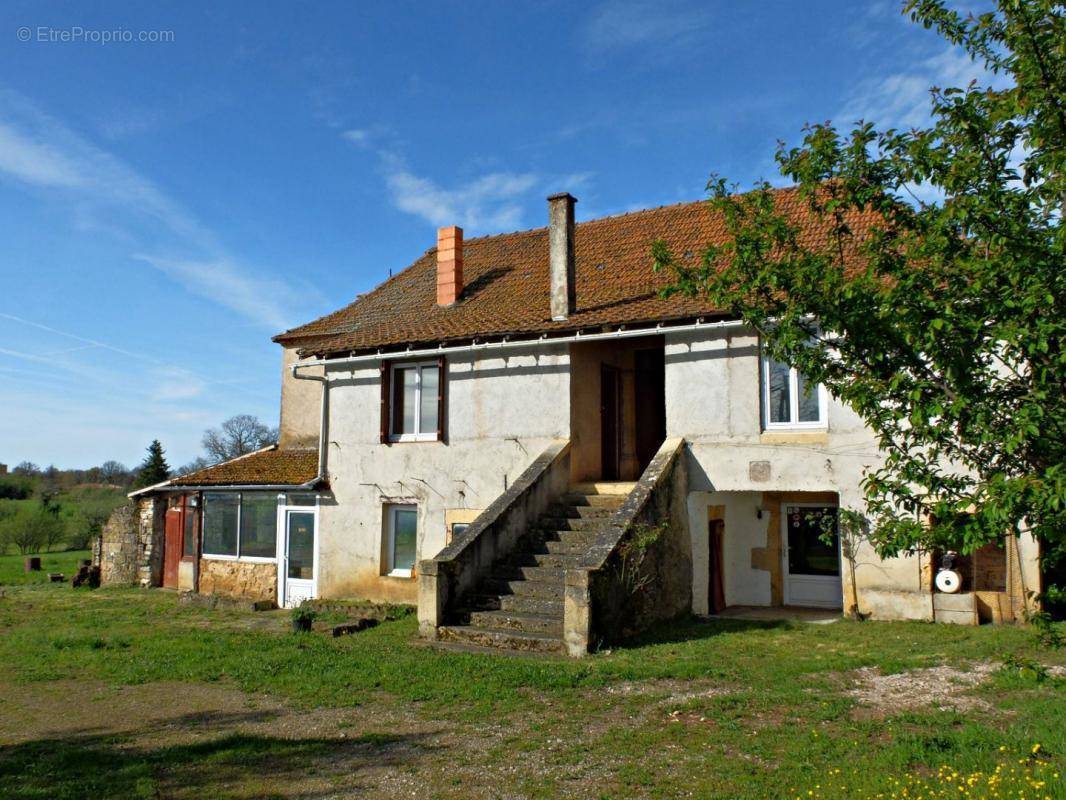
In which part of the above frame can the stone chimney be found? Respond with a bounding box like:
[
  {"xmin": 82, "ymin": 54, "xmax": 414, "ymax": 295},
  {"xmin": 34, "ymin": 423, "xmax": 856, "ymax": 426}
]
[
  {"xmin": 548, "ymin": 193, "xmax": 577, "ymax": 320},
  {"xmin": 436, "ymin": 225, "xmax": 463, "ymax": 306}
]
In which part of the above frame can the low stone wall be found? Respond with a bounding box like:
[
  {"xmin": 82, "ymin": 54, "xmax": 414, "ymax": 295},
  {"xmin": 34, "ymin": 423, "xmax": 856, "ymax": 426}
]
[
  {"xmin": 419, "ymin": 440, "xmax": 571, "ymax": 638},
  {"xmin": 565, "ymin": 437, "xmax": 691, "ymax": 655},
  {"xmin": 97, "ymin": 497, "xmax": 165, "ymax": 587},
  {"xmin": 198, "ymin": 559, "xmax": 278, "ymax": 605}
]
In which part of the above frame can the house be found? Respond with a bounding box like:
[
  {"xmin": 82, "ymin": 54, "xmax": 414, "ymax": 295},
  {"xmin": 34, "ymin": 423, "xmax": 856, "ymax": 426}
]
[{"xmin": 103, "ymin": 189, "xmax": 1042, "ymax": 655}]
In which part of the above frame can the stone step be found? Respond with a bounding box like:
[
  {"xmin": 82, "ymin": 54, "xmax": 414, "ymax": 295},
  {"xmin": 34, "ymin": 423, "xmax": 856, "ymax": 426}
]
[
  {"xmin": 482, "ymin": 577, "xmax": 564, "ymax": 599},
  {"xmin": 561, "ymin": 493, "xmax": 627, "ymax": 508},
  {"xmin": 536, "ymin": 538, "xmax": 589, "ymax": 556},
  {"xmin": 463, "ymin": 609, "xmax": 563, "ymax": 636},
  {"xmin": 494, "ymin": 565, "xmax": 564, "ymax": 583},
  {"xmin": 513, "ymin": 551, "xmax": 584, "ymax": 570},
  {"xmin": 536, "ymin": 516, "xmax": 606, "ymax": 532},
  {"xmin": 571, "ymin": 481, "xmax": 637, "ymax": 496},
  {"xmin": 545, "ymin": 503, "xmax": 617, "ymax": 519},
  {"xmin": 493, "ymin": 594, "xmax": 564, "ymax": 616},
  {"xmin": 437, "ymin": 625, "xmax": 565, "ymax": 655}
]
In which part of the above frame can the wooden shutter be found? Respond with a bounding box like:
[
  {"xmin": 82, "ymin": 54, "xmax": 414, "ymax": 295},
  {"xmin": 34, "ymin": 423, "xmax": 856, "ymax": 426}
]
[
  {"xmin": 436, "ymin": 355, "xmax": 447, "ymax": 443},
  {"xmin": 379, "ymin": 360, "xmax": 391, "ymax": 444}
]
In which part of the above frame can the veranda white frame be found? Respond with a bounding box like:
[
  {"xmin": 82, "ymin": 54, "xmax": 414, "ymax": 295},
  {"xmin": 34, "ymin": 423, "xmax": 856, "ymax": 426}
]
[
  {"xmin": 385, "ymin": 503, "xmax": 418, "ymax": 578},
  {"xmin": 200, "ymin": 492, "xmax": 276, "ymax": 563},
  {"xmin": 780, "ymin": 502, "xmax": 843, "ymax": 609},
  {"xmin": 388, "ymin": 360, "xmax": 440, "ymax": 442},
  {"xmin": 761, "ymin": 356, "xmax": 829, "ymax": 431},
  {"xmin": 277, "ymin": 494, "xmax": 320, "ymax": 608}
]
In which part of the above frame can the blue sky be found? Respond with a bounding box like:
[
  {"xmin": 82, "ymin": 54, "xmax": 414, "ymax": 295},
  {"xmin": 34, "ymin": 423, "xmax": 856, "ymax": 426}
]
[{"xmin": 0, "ymin": 1, "xmax": 986, "ymax": 470}]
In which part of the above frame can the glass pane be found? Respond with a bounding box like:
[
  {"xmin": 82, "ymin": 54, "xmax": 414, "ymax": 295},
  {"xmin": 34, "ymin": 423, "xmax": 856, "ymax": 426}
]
[
  {"xmin": 240, "ymin": 494, "xmax": 278, "ymax": 558},
  {"xmin": 285, "ymin": 494, "xmax": 317, "ymax": 507},
  {"xmin": 451, "ymin": 523, "xmax": 469, "ymax": 540},
  {"xmin": 419, "ymin": 366, "xmax": 439, "ymax": 434},
  {"xmin": 797, "ymin": 371, "xmax": 821, "ymax": 422},
  {"xmin": 202, "ymin": 493, "xmax": 238, "ymax": 556},
  {"xmin": 392, "ymin": 508, "xmax": 417, "ymax": 572},
  {"xmin": 286, "ymin": 511, "xmax": 315, "ymax": 580},
  {"xmin": 786, "ymin": 506, "xmax": 839, "ymax": 576},
  {"xmin": 392, "ymin": 367, "xmax": 416, "ymax": 435},
  {"xmin": 182, "ymin": 503, "xmax": 196, "ymax": 557},
  {"xmin": 767, "ymin": 358, "xmax": 791, "ymax": 424}
]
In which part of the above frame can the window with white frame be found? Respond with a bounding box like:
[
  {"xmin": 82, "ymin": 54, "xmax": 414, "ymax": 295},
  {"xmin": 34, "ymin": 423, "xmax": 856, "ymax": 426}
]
[
  {"xmin": 761, "ymin": 355, "xmax": 827, "ymax": 429},
  {"xmin": 385, "ymin": 504, "xmax": 418, "ymax": 577},
  {"xmin": 388, "ymin": 361, "xmax": 441, "ymax": 441},
  {"xmin": 202, "ymin": 492, "xmax": 280, "ymax": 560}
]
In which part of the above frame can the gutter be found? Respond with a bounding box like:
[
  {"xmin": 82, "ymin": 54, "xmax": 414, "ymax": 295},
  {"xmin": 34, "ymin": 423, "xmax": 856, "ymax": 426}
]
[
  {"xmin": 290, "ymin": 363, "xmax": 330, "ymax": 488},
  {"xmin": 292, "ymin": 317, "xmax": 749, "ymax": 371}
]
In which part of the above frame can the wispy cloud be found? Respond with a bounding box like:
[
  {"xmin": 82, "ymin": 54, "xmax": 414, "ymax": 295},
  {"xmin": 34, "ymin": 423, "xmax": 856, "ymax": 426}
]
[
  {"xmin": 583, "ymin": 0, "xmax": 714, "ymax": 64},
  {"xmin": 0, "ymin": 90, "xmax": 311, "ymax": 329},
  {"xmin": 132, "ymin": 254, "xmax": 297, "ymax": 331},
  {"xmin": 836, "ymin": 47, "xmax": 1002, "ymax": 131},
  {"xmin": 379, "ymin": 152, "xmax": 538, "ymax": 232},
  {"xmin": 342, "ymin": 128, "xmax": 594, "ymax": 233}
]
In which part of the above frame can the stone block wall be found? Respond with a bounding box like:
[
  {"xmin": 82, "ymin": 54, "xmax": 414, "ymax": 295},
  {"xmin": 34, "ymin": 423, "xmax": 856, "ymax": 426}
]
[
  {"xmin": 198, "ymin": 559, "xmax": 278, "ymax": 605},
  {"xmin": 97, "ymin": 496, "xmax": 165, "ymax": 587}
]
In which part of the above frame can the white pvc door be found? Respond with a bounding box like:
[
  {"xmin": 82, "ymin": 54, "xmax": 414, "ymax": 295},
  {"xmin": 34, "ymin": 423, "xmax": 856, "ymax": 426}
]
[
  {"xmin": 280, "ymin": 509, "xmax": 317, "ymax": 609},
  {"xmin": 782, "ymin": 504, "xmax": 842, "ymax": 609}
]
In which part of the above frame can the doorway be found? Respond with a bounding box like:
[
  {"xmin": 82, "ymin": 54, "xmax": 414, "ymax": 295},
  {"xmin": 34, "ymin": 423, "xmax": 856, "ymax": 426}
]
[
  {"xmin": 163, "ymin": 494, "xmax": 197, "ymax": 590},
  {"xmin": 708, "ymin": 519, "xmax": 726, "ymax": 613},
  {"xmin": 600, "ymin": 364, "xmax": 622, "ymax": 481},
  {"xmin": 781, "ymin": 504, "xmax": 843, "ymax": 608},
  {"xmin": 279, "ymin": 505, "xmax": 318, "ymax": 608},
  {"xmin": 634, "ymin": 347, "xmax": 666, "ymax": 471}
]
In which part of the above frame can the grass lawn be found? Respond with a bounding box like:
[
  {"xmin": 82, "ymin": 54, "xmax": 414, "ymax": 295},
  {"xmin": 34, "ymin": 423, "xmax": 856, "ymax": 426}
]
[
  {"xmin": 0, "ymin": 550, "xmax": 90, "ymax": 585},
  {"xmin": 0, "ymin": 583, "xmax": 1062, "ymax": 799}
]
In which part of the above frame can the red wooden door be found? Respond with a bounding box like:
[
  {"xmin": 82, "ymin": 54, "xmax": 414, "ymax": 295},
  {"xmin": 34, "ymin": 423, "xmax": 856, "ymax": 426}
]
[{"xmin": 163, "ymin": 506, "xmax": 182, "ymax": 588}]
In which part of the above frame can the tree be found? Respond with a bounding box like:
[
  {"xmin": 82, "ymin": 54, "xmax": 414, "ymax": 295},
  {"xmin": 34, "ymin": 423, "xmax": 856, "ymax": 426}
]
[
  {"xmin": 0, "ymin": 506, "xmax": 65, "ymax": 555},
  {"xmin": 176, "ymin": 456, "xmax": 212, "ymax": 477},
  {"xmin": 201, "ymin": 415, "xmax": 278, "ymax": 463},
  {"xmin": 98, "ymin": 460, "xmax": 130, "ymax": 485},
  {"xmin": 655, "ymin": 1, "xmax": 1064, "ymax": 593},
  {"xmin": 134, "ymin": 440, "xmax": 171, "ymax": 488},
  {"xmin": 12, "ymin": 462, "xmax": 40, "ymax": 477}
]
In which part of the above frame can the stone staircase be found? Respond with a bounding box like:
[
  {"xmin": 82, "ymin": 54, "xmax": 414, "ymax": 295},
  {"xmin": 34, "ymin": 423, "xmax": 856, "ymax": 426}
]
[{"xmin": 436, "ymin": 482, "xmax": 634, "ymax": 654}]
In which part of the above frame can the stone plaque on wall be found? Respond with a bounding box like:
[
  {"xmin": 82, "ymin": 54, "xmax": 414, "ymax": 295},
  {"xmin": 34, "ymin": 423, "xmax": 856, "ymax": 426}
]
[{"xmin": 748, "ymin": 460, "xmax": 771, "ymax": 482}]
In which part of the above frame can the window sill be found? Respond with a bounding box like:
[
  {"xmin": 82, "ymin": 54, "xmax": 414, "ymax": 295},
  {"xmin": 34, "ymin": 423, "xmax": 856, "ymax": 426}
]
[
  {"xmin": 759, "ymin": 430, "xmax": 829, "ymax": 445},
  {"xmin": 201, "ymin": 554, "xmax": 277, "ymax": 564},
  {"xmin": 387, "ymin": 435, "xmax": 438, "ymax": 443},
  {"xmin": 385, "ymin": 569, "xmax": 414, "ymax": 579}
]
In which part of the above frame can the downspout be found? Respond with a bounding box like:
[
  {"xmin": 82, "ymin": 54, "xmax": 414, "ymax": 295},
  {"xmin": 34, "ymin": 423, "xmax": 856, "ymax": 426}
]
[{"xmin": 291, "ymin": 362, "xmax": 329, "ymax": 488}]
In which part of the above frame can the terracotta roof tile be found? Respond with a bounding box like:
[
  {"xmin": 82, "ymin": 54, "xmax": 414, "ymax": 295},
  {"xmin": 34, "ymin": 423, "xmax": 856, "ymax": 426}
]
[
  {"xmin": 274, "ymin": 189, "xmax": 879, "ymax": 356},
  {"xmin": 170, "ymin": 447, "xmax": 319, "ymax": 487}
]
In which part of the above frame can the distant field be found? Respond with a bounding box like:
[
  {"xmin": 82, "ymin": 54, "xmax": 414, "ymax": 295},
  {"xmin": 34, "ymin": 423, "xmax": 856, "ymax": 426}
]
[{"xmin": 0, "ymin": 550, "xmax": 91, "ymax": 585}]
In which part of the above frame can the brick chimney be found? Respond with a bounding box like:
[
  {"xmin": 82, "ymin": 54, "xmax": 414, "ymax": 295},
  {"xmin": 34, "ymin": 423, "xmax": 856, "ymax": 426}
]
[
  {"xmin": 436, "ymin": 225, "xmax": 463, "ymax": 306},
  {"xmin": 548, "ymin": 193, "xmax": 576, "ymax": 320}
]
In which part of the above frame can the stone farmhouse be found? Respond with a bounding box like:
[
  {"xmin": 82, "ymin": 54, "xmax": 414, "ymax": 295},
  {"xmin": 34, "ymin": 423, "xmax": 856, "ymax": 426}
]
[{"xmin": 100, "ymin": 189, "xmax": 1042, "ymax": 655}]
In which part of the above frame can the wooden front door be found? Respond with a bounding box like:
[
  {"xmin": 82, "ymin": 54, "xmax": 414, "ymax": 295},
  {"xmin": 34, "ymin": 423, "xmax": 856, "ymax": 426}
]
[
  {"xmin": 600, "ymin": 364, "xmax": 622, "ymax": 480},
  {"xmin": 163, "ymin": 503, "xmax": 182, "ymax": 589}
]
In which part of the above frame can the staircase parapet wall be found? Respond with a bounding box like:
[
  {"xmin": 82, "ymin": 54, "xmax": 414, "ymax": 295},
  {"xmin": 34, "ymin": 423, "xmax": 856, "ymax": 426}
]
[
  {"xmin": 418, "ymin": 440, "xmax": 572, "ymax": 639},
  {"xmin": 564, "ymin": 437, "xmax": 691, "ymax": 656}
]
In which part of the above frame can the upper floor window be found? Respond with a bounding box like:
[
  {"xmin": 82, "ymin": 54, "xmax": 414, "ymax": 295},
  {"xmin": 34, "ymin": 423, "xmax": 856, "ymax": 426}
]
[
  {"xmin": 383, "ymin": 358, "xmax": 444, "ymax": 442},
  {"xmin": 762, "ymin": 355, "xmax": 827, "ymax": 430}
]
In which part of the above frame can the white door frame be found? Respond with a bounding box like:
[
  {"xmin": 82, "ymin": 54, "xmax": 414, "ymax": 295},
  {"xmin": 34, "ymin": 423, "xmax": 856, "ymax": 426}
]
[
  {"xmin": 277, "ymin": 496, "xmax": 319, "ymax": 609},
  {"xmin": 780, "ymin": 502, "xmax": 843, "ymax": 609}
]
